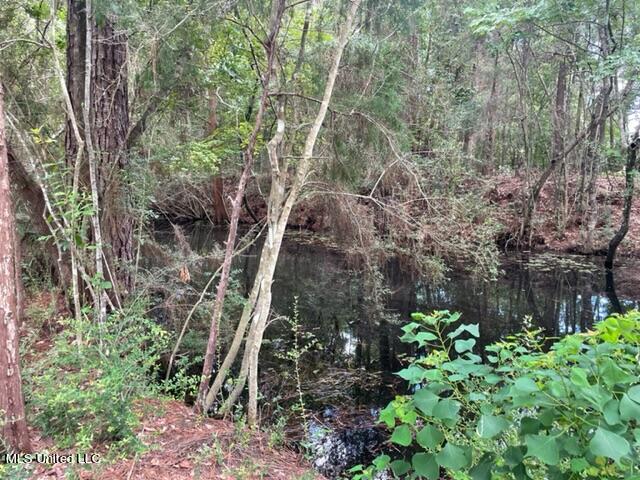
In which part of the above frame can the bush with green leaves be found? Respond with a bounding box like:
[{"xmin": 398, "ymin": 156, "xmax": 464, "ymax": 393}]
[
  {"xmin": 350, "ymin": 310, "xmax": 640, "ymax": 479},
  {"xmin": 25, "ymin": 307, "xmax": 169, "ymax": 453}
]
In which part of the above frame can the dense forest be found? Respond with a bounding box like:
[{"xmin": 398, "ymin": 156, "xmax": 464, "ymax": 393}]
[{"xmin": 1, "ymin": 0, "xmax": 640, "ymax": 478}]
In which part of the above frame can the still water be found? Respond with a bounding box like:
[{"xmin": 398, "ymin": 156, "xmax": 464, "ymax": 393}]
[
  {"xmin": 155, "ymin": 225, "xmax": 640, "ymax": 408},
  {"xmin": 152, "ymin": 225, "xmax": 640, "ymax": 476}
]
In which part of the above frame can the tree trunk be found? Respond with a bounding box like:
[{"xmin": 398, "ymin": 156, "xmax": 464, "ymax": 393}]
[
  {"xmin": 207, "ymin": 93, "xmax": 228, "ymax": 224},
  {"xmin": 91, "ymin": 14, "xmax": 134, "ymax": 295},
  {"xmin": 66, "ymin": 0, "xmax": 134, "ymax": 297},
  {"xmin": 0, "ymin": 82, "xmax": 31, "ymax": 453},
  {"xmin": 605, "ymin": 133, "xmax": 639, "ymax": 269},
  {"xmin": 242, "ymin": 0, "xmax": 360, "ymax": 424},
  {"xmin": 520, "ymin": 58, "xmax": 568, "ymax": 242},
  {"xmin": 195, "ymin": 0, "xmax": 286, "ymax": 412}
]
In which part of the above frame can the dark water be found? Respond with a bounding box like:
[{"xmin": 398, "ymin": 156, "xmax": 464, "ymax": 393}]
[
  {"xmin": 153, "ymin": 225, "xmax": 640, "ymax": 477},
  {"xmin": 155, "ymin": 225, "xmax": 639, "ymax": 405}
]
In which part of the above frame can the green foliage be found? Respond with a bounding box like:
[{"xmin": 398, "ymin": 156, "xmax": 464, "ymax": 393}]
[
  {"xmin": 25, "ymin": 306, "xmax": 169, "ymax": 453},
  {"xmin": 350, "ymin": 310, "xmax": 640, "ymax": 479}
]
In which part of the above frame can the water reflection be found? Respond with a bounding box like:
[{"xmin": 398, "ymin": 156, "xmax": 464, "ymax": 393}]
[{"xmin": 155, "ymin": 226, "xmax": 640, "ymax": 404}]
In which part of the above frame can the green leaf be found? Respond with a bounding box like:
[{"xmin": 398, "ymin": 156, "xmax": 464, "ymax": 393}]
[
  {"xmin": 599, "ymin": 358, "xmax": 633, "ymax": 386},
  {"xmin": 412, "ymin": 452, "xmax": 439, "ymax": 479},
  {"xmin": 436, "ymin": 443, "xmax": 470, "ymax": 470},
  {"xmin": 620, "ymin": 393, "xmax": 640, "ymax": 421},
  {"xmin": 589, "ymin": 427, "xmax": 630, "ymax": 462},
  {"xmin": 378, "ymin": 403, "xmax": 396, "ymax": 428},
  {"xmin": 416, "ymin": 332, "xmax": 438, "ymax": 343},
  {"xmin": 470, "ymin": 453, "xmax": 494, "ymax": 480},
  {"xmin": 413, "ymin": 389, "xmax": 440, "ymax": 416},
  {"xmin": 401, "ymin": 322, "xmax": 421, "ymax": 333},
  {"xmin": 390, "ymin": 459, "xmax": 411, "ymax": 476},
  {"xmin": 628, "ymin": 384, "xmax": 640, "ymax": 403},
  {"xmin": 525, "ymin": 434, "xmax": 560, "ymax": 465},
  {"xmin": 372, "ymin": 454, "xmax": 390, "ymax": 470},
  {"xmin": 396, "ymin": 365, "xmax": 427, "ymax": 384},
  {"xmin": 416, "ymin": 425, "xmax": 444, "ymax": 449},
  {"xmin": 503, "ymin": 446, "xmax": 525, "ymax": 467},
  {"xmin": 512, "ymin": 377, "xmax": 538, "ymax": 395},
  {"xmin": 603, "ymin": 399, "xmax": 620, "ymax": 425},
  {"xmin": 570, "ymin": 367, "xmax": 590, "ymax": 388},
  {"xmin": 390, "ymin": 424, "xmax": 412, "ymax": 447},
  {"xmin": 519, "ymin": 417, "xmax": 541, "ymax": 435},
  {"xmin": 476, "ymin": 414, "xmax": 509, "ymax": 438},
  {"xmin": 570, "ymin": 457, "xmax": 589, "ymax": 473},
  {"xmin": 432, "ymin": 399, "xmax": 460, "ymax": 421},
  {"xmin": 447, "ymin": 323, "xmax": 480, "ymax": 339},
  {"xmin": 454, "ymin": 338, "xmax": 476, "ymax": 353}
]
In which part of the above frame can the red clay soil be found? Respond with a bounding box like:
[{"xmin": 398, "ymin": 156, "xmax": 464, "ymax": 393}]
[{"xmin": 29, "ymin": 398, "xmax": 321, "ymax": 480}]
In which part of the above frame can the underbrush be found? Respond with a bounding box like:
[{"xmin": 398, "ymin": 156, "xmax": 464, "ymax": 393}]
[
  {"xmin": 24, "ymin": 304, "xmax": 169, "ymax": 454},
  {"xmin": 351, "ymin": 310, "xmax": 640, "ymax": 479}
]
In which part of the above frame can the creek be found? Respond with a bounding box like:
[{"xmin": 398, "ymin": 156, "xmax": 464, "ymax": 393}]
[{"xmin": 153, "ymin": 224, "xmax": 640, "ymax": 477}]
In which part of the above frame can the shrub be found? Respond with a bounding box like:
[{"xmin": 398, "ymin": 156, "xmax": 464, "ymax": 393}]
[
  {"xmin": 350, "ymin": 310, "xmax": 640, "ymax": 479},
  {"xmin": 25, "ymin": 307, "xmax": 169, "ymax": 452}
]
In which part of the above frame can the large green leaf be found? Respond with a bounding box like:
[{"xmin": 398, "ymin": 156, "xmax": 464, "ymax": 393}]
[
  {"xmin": 620, "ymin": 393, "xmax": 640, "ymax": 421},
  {"xmin": 396, "ymin": 365, "xmax": 427, "ymax": 384},
  {"xmin": 447, "ymin": 323, "xmax": 480, "ymax": 339},
  {"xmin": 589, "ymin": 427, "xmax": 630, "ymax": 462},
  {"xmin": 432, "ymin": 399, "xmax": 460, "ymax": 421},
  {"xmin": 412, "ymin": 452, "xmax": 439, "ymax": 479},
  {"xmin": 413, "ymin": 388, "xmax": 440, "ymax": 416},
  {"xmin": 476, "ymin": 414, "xmax": 509, "ymax": 438},
  {"xmin": 525, "ymin": 434, "xmax": 560, "ymax": 465},
  {"xmin": 511, "ymin": 377, "xmax": 539, "ymax": 395},
  {"xmin": 436, "ymin": 443, "xmax": 470, "ymax": 470},
  {"xmin": 390, "ymin": 459, "xmax": 411, "ymax": 476},
  {"xmin": 416, "ymin": 424, "xmax": 444, "ymax": 449},
  {"xmin": 628, "ymin": 385, "xmax": 640, "ymax": 403},
  {"xmin": 569, "ymin": 367, "xmax": 590, "ymax": 388},
  {"xmin": 454, "ymin": 338, "xmax": 476, "ymax": 353},
  {"xmin": 390, "ymin": 424, "xmax": 412, "ymax": 446},
  {"xmin": 603, "ymin": 399, "xmax": 621, "ymax": 426}
]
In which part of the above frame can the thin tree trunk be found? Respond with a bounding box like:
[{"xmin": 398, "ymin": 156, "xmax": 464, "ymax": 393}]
[
  {"xmin": 605, "ymin": 132, "xmax": 639, "ymax": 269},
  {"xmin": 0, "ymin": 82, "xmax": 31, "ymax": 453},
  {"xmin": 243, "ymin": 0, "xmax": 361, "ymax": 424},
  {"xmin": 207, "ymin": 0, "xmax": 361, "ymax": 421},
  {"xmin": 195, "ymin": 0, "xmax": 286, "ymax": 413}
]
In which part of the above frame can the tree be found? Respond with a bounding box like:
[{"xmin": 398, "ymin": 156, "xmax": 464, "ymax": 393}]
[
  {"xmin": 66, "ymin": 0, "xmax": 134, "ymax": 300},
  {"xmin": 605, "ymin": 130, "xmax": 640, "ymax": 269},
  {"xmin": 0, "ymin": 81, "xmax": 31, "ymax": 453},
  {"xmin": 201, "ymin": 0, "xmax": 361, "ymax": 423},
  {"xmin": 195, "ymin": 0, "xmax": 287, "ymax": 412}
]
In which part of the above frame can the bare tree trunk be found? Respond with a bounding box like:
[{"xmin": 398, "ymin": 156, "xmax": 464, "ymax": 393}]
[
  {"xmin": 605, "ymin": 132, "xmax": 639, "ymax": 269},
  {"xmin": 243, "ymin": 0, "xmax": 360, "ymax": 424},
  {"xmin": 205, "ymin": 0, "xmax": 361, "ymax": 422},
  {"xmin": 520, "ymin": 58, "xmax": 567, "ymax": 242},
  {"xmin": 0, "ymin": 82, "xmax": 31, "ymax": 453},
  {"xmin": 195, "ymin": 0, "xmax": 286, "ymax": 413}
]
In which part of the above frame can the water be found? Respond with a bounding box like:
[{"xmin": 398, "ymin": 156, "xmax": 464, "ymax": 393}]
[{"xmin": 152, "ymin": 225, "xmax": 640, "ymax": 476}]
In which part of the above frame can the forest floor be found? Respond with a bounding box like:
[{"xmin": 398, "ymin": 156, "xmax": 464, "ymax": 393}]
[
  {"xmin": 21, "ymin": 293, "xmax": 321, "ymax": 480},
  {"xmin": 27, "ymin": 397, "xmax": 320, "ymax": 480},
  {"xmin": 489, "ymin": 173, "xmax": 640, "ymax": 256}
]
